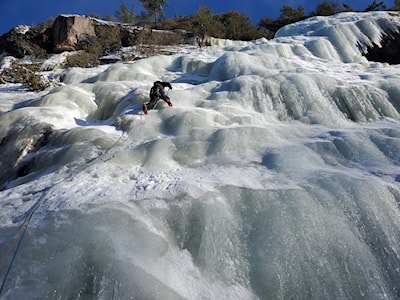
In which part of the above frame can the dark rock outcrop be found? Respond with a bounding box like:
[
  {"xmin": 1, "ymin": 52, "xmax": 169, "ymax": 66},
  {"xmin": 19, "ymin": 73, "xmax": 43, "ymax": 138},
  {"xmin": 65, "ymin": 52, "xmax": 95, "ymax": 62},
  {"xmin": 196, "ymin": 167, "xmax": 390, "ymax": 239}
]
[
  {"xmin": 364, "ymin": 30, "xmax": 400, "ymax": 64},
  {"xmin": 0, "ymin": 25, "xmax": 51, "ymax": 58},
  {"xmin": 0, "ymin": 118, "xmax": 54, "ymax": 190},
  {"xmin": 0, "ymin": 15, "xmax": 139, "ymax": 58},
  {"xmin": 0, "ymin": 14, "xmax": 197, "ymax": 59}
]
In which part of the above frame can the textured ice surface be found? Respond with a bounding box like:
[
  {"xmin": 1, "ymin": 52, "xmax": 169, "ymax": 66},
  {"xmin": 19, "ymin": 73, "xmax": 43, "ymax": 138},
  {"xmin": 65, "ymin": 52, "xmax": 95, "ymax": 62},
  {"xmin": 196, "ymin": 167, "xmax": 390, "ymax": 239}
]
[{"xmin": 1, "ymin": 11, "xmax": 400, "ymax": 299}]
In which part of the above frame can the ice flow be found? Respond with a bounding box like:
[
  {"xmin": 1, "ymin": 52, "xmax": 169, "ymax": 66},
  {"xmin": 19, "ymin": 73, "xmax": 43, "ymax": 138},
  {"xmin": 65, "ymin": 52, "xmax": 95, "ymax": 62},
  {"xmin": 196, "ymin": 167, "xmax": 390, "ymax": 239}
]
[{"xmin": 1, "ymin": 11, "xmax": 400, "ymax": 299}]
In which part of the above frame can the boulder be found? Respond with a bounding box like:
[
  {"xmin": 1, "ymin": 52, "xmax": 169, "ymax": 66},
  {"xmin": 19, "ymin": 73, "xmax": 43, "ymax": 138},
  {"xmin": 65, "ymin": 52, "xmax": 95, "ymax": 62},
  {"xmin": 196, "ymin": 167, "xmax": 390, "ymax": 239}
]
[{"xmin": 52, "ymin": 15, "xmax": 96, "ymax": 53}]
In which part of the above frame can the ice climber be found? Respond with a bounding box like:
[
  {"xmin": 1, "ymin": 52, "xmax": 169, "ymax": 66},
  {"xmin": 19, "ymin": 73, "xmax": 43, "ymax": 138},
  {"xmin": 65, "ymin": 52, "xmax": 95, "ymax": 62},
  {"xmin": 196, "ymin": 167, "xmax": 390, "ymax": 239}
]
[{"xmin": 142, "ymin": 81, "xmax": 173, "ymax": 114}]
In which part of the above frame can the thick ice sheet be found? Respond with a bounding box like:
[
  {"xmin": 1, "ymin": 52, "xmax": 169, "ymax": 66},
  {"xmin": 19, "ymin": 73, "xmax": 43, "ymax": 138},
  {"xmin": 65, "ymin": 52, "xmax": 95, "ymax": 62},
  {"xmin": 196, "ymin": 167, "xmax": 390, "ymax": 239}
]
[{"xmin": 1, "ymin": 11, "xmax": 400, "ymax": 299}]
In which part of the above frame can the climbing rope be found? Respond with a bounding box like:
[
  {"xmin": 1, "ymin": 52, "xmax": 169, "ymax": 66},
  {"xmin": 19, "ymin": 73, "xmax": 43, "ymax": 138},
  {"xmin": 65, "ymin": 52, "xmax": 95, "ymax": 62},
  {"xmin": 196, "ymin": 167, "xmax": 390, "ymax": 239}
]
[
  {"xmin": 0, "ymin": 188, "xmax": 50, "ymax": 296},
  {"xmin": 0, "ymin": 127, "xmax": 130, "ymax": 296}
]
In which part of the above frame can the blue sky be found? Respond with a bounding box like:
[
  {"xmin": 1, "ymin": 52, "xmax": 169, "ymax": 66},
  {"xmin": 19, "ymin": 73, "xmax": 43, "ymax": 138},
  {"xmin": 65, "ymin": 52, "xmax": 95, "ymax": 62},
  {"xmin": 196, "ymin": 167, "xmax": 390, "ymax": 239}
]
[{"xmin": 0, "ymin": 0, "xmax": 395, "ymax": 35}]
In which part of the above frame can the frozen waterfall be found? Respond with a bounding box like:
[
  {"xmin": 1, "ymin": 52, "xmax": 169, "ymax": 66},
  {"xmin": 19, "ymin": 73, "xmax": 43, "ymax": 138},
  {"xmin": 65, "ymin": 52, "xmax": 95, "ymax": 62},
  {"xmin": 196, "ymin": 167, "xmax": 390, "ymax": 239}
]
[{"xmin": 1, "ymin": 11, "xmax": 400, "ymax": 299}]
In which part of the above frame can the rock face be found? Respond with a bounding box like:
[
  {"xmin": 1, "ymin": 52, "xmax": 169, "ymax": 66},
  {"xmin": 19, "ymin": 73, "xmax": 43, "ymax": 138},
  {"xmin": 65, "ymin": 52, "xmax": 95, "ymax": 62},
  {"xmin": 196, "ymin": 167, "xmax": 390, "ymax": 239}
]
[
  {"xmin": 0, "ymin": 15, "xmax": 99, "ymax": 58},
  {"xmin": 0, "ymin": 15, "xmax": 194, "ymax": 58},
  {"xmin": 0, "ymin": 14, "xmax": 198, "ymax": 59},
  {"xmin": 0, "ymin": 25, "xmax": 50, "ymax": 58},
  {"xmin": 52, "ymin": 15, "xmax": 96, "ymax": 53},
  {"xmin": 364, "ymin": 30, "xmax": 400, "ymax": 64}
]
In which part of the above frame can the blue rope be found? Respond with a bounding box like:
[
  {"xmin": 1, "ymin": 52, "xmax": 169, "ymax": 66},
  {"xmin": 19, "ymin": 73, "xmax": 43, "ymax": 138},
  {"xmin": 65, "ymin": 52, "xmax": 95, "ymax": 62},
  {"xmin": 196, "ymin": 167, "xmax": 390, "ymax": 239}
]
[
  {"xmin": 0, "ymin": 130, "xmax": 129, "ymax": 296},
  {"xmin": 0, "ymin": 128, "xmax": 128, "ymax": 296},
  {"xmin": 0, "ymin": 188, "xmax": 49, "ymax": 296}
]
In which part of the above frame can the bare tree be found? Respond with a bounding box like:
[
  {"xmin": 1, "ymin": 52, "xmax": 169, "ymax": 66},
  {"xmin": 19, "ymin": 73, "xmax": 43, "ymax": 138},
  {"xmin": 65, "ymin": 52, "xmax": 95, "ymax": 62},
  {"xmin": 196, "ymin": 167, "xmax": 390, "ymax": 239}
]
[{"xmin": 364, "ymin": 0, "xmax": 386, "ymax": 11}]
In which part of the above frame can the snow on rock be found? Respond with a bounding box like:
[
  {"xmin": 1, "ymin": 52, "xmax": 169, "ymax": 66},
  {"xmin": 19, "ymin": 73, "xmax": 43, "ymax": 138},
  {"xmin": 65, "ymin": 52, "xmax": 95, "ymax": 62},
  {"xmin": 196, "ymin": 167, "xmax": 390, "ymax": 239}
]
[
  {"xmin": 39, "ymin": 52, "xmax": 71, "ymax": 71},
  {"xmin": 0, "ymin": 56, "xmax": 17, "ymax": 71},
  {"xmin": 13, "ymin": 25, "xmax": 30, "ymax": 35}
]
